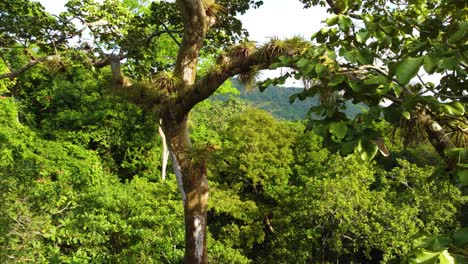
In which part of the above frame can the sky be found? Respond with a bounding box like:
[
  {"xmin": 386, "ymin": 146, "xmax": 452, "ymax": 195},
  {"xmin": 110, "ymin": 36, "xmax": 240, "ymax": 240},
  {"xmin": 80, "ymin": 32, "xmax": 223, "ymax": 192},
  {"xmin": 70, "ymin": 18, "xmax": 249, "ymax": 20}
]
[
  {"xmin": 37, "ymin": 0, "xmax": 327, "ymax": 41},
  {"xmin": 37, "ymin": 0, "xmax": 329, "ymax": 86}
]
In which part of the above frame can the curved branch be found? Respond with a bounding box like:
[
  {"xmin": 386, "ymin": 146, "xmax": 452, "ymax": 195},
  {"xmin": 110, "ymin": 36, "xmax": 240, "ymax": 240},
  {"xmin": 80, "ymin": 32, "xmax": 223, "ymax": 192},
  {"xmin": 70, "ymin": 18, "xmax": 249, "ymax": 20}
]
[
  {"xmin": 178, "ymin": 39, "xmax": 309, "ymax": 113},
  {"xmin": 0, "ymin": 55, "xmax": 59, "ymax": 80}
]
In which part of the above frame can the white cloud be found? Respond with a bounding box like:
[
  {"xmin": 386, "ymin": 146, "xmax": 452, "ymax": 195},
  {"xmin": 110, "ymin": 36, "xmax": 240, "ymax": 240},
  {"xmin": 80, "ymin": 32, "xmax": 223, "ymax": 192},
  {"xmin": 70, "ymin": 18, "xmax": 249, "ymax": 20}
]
[
  {"xmin": 239, "ymin": 0, "xmax": 327, "ymax": 43},
  {"xmin": 37, "ymin": 0, "xmax": 66, "ymax": 14}
]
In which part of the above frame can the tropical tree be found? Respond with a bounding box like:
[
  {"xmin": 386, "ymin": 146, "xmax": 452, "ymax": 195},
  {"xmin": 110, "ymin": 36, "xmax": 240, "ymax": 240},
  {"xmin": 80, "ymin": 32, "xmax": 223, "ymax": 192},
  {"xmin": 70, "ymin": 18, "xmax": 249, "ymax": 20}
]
[
  {"xmin": 269, "ymin": 0, "xmax": 467, "ymax": 167},
  {"xmin": 0, "ymin": 0, "xmax": 309, "ymax": 262},
  {"xmin": 1, "ymin": 0, "xmax": 466, "ymax": 263}
]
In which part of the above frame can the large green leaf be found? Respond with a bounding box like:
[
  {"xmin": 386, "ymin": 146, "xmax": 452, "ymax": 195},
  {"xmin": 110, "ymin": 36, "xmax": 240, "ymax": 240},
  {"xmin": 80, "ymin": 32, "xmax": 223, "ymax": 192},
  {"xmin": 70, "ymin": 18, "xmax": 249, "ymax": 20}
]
[
  {"xmin": 338, "ymin": 15, "xmax": 352, "ymax": 31},
  {"xmin": 347, "ymin": 80, "xmax": 363, "ymax": 92},
  {"xmin": 343, "ymin": 49, "xmax": 373, "ymax": 65},
  {"xmin": 449, "ymin": 21, "xmax": 468, "ymax": 44},
  {"xmin": 340, "ymin": 139, "xmax": 359, "ymax": 155},
  {"xmin": 445, "ymin": 148, "xmax": 468, "ymax": 159},
  {"xmin": 423, "ymin": 55, "xmax": 439, "ymax": 74},
  {"xmin": 329, "ymin": 121, "xmax": 348, "ymax": 141},
  {"xmin": 356, "ymin": 30, "xmax": 369, "ymax": 44},
  {"xmin": 328, "ymin": 74, "xmax": 346, "ymax": 86},
  {"xmin": 438, "ymin": 57, "xmax": 458, "ymax": 71},
  {"xmin": 438, "ymin": 250, "xmax": 455, "ymax": 264},
  {"xmin": 411, "ymin": 249, "xmax": 441, "ymax": 264},
  {"xmin": 442, "ymin": 101, "xmax": 465, "ymax": 115},
  {"xmin": 413, "ymin": 235, "xmax": 437, "ymax": 249},
  {"xmin": 296, "ymin": 57, "xmax": 310, "ymax": 68},
  {"xmin": 326, "ymin": 15, "xmax": 339, "ymax": 26},
  {"xmin": 315, "ymin": 64, "xmax": 329, "ymax": 78},
  {"xmin": 357, "ymin": 138, "xmax": 378, "ymax": 161},
  {"xmin": 396, "ymin": 57, "xmax": 423, "ymax": 85}
]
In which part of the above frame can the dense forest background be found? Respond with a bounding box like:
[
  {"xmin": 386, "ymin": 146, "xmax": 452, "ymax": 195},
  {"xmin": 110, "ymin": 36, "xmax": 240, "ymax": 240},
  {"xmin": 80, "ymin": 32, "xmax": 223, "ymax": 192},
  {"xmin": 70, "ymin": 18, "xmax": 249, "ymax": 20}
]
[{"xmin": 0, "ymin": 71, "xmax": 466, "ymax": 263}]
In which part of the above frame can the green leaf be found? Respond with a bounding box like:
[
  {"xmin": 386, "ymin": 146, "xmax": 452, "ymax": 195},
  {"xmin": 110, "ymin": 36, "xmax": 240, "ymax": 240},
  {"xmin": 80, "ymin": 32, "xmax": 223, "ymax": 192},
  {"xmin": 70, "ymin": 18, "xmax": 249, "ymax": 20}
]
[
  {"xmin": 442, "ymin": 102, "xmax": 465, "ymax": 115},
  {"xmin": 347, "ymin": 80, "xmax": 362, "ymax": 92},
  {"xmin": 363, "ymin": 13, "xmax": 373, "ymax": 23},
  {"xmin": 376, "ymin": 84, "xmax": 392, "ymax": 95},
  {"xmin": 383, "ymin": 105, "xmax": 401, "ymax": 123},
  {"xmin": 458, "ymin": 169, "xmax": 468, "ymax": 186},
  {"xmin": 356, "ymin": 30, "xmax": 369, "ymax": 44},
  {"xmin": 437, "ymin": 57, "xmax": 458, "ymax": 70},
  {"xmin": 412, "ymin": 249, "xmax": 440, "ymax": 264},
  {"xmin": 278, "ymin": 56, "xmax": 291, "ymax": 64},
  {"xmin": 325, "ymin": 15, "xmax": 339, "ymax": 26},
  {"xmin": 396, "ymin": 57, "xmax": 423, "ymax": 85},
  {"xmin": 423, "ymin": 55, "xmax": 439, "ymax": 74},
  {"xmin": 338, "ymin": 15, "xmax": 353, "ymax": 31},
  {"xmin": 375, "ymin": 31, "xmax": 387, "ymax": 43},
  {"xmin": 343, "ymin": 49, "xmax": 373, "ymax": 65},
  {"xmin": 269, "ymin": 62, "xmax": 281, "ymax": 69},
  {"xmin": 431, "ymin": 236, "xmax": 452, "ymax": 250},
  {"xmin": 357, "ymin": 138, "xmax": 378, "ymax": 161},
  {"xmin": 413, "ymin": 235, "xmax": 438, "ymax": 249},
  {"xmin": 438, "ymin": 250, "xmax": 455, "ymax": 264},
  {"xmin": 315, "ymin": 64, "xmax": 329, "ymax": 78},
  {"xmin": 393, "ymin": 83, "xmax": 403, "ymax": 97},
  {"xmin": 344, "ymin": 50, "xmax": 358, "ymax": 64},
  {"xmin": 363, "ymin": 75, "xmax": 386, "ymax": 86},
  {"xmin": 357, "ymin": 49, "xmax": 373, "ymax": 65},
  {"xmin": 328, "ymin": 74, "xmax": 346, "ymax": 86},
  {"xmin": 329, "ymin": 122, "xmax": 348, "ymax": 141},
  {"xmin": 326, "ymin": 49, "xmax": 337, "ymax": 59},
  {"xmin": 449, "ymin": 21, "xmax": 468, "ymax": 44},
  {"xmin": 340, "ymin": 139, "xmax": 358, "ymax": 155},
  {"xmin": 402, "ymin": 111, "xmax": 411, "ymax": 120},
  {"xmin": 296, "ymin": 58, "xmax": 309, "ymax": 68}
]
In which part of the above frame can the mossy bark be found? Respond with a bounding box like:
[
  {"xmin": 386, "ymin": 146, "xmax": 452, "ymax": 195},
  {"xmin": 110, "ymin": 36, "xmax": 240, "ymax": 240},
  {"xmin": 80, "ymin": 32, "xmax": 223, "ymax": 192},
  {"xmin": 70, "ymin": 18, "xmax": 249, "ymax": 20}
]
[{"xmin": 163, "ymin": 115, "xmax": 209, "ymax": 264}]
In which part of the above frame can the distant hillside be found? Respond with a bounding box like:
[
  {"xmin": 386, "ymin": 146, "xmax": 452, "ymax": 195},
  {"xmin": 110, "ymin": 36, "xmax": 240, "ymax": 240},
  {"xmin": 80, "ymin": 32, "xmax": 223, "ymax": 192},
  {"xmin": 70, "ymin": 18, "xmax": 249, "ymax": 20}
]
[{"xmin": 213, "ymin": 80, "xmax": 365, "ymax": 120}]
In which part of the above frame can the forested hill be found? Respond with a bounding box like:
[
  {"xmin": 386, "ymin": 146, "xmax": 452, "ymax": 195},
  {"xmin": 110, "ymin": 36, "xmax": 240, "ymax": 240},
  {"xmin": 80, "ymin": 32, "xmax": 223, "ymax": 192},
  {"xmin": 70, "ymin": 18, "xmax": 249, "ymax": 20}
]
[{"xmin": 214, "ymin": 80, "xmax": 365, "ymax": 120}]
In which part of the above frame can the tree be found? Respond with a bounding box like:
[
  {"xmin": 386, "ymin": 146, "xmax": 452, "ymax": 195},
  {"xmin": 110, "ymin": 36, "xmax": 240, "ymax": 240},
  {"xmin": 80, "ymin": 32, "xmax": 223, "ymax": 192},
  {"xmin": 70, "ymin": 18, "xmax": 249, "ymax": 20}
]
[
  {"xmin": 1, "ymin": 0, "xmax": 466, "ymax": 263},
  {"xmin": 268, "ymin": 0, "xmax": 467, "ymax": 167},
  {"xmin": 0, "ymin": 1, "xmax": 309, "ymax": 263}
]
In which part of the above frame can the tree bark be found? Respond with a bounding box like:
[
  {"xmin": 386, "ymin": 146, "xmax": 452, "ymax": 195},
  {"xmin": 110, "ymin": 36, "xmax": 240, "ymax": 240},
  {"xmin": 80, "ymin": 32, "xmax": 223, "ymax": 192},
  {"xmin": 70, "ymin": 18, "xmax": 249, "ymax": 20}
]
[
  {"xmin": 418, "ymin": 111, "xmax": 456, "ymax": 166},
  {"xmin": 158, "ymin": 119, "xmax": 170, "ymax": 181},
  {"xmin": 163, "ymin": 116, "xmax": 209, "ymax": 264},
  {"xmin": 166, "ymin": 2, "xmax": 213, "ymax": 261}
]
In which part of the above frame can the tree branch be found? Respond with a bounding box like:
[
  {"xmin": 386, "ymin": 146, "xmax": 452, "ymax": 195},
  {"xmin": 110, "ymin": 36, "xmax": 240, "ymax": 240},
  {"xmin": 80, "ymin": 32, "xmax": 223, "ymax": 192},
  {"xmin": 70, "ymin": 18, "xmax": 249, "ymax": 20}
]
[
  {"xmin": 178, "ymin": 39, "xmax": 309, "ymax": 113},
  {"xmin": 146, "ymin": 28, "xmax": 182, "ymax": 47},
  {"xmin": 174, "ymin": 0, "xmax": 216, "ymax": 85},
  {"xmin": 0, "ymin": 55, "xmax": 60, "ymax": 80},
  {"xmin": 147, "ymin": 17, "xmax": 183, "ymax": 47}
]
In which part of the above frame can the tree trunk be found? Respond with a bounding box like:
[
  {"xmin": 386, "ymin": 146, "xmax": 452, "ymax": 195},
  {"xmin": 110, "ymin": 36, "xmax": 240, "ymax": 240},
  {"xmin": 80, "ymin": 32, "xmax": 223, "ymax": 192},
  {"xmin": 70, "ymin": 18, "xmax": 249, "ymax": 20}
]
[
  {"xmin": 418, "ymin": 111, "xmax": 456, "ymax": 166},
  {"xmin": 164, "ymin": 116, "xmax": 209, "ymax": 264},
  {"xmin": 158, "ymin": 120, "xmax": 170, "ymax": 180},
  {"xmin": 182, "ymin": 167, "xmax": 209, "ymax": 264}
]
